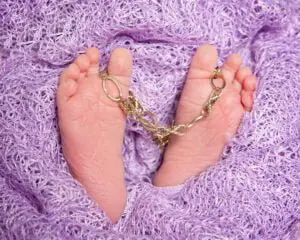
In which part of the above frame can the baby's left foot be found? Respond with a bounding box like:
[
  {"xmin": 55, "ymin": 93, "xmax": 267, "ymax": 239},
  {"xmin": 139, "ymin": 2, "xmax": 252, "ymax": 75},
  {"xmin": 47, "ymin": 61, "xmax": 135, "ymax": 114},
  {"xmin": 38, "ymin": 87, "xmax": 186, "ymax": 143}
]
[
  {"xmin": 57, "ymin": 48, "xmax": 132, "ymax": 222},
  {"xmin": 153, "ymin": 44, "xmax": 256, "ymax": 186}
]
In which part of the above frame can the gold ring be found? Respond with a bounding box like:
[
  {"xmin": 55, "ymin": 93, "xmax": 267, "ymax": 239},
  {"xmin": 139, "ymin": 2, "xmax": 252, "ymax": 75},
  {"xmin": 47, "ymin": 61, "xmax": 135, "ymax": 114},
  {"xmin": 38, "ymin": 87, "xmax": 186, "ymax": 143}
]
[
  {"xmin": 211, "ymin": 67, "xmax": 226, "ymax": 91},
  {"xmin": 100, "ymin": 72, "xmax": 123, "ymax": 102}
]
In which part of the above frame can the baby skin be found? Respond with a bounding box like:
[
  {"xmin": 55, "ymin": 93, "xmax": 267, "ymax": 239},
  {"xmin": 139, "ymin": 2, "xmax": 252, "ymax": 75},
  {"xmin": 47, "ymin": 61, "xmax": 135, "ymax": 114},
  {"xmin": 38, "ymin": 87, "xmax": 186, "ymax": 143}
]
[{"xmin": 57, "ymin": 44, "xmax": 256, "ymax": 223}]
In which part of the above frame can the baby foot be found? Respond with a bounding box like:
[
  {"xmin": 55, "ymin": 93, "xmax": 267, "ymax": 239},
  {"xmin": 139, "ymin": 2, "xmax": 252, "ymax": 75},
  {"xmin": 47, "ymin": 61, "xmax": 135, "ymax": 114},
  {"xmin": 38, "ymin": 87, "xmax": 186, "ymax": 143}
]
[
  {"xmin": 57, "ymin": 47, "xmax": 132, "ymax": 222},
  {"xmin": 153, "ymin": 44, "xmax": 256, "ymax": 186}
]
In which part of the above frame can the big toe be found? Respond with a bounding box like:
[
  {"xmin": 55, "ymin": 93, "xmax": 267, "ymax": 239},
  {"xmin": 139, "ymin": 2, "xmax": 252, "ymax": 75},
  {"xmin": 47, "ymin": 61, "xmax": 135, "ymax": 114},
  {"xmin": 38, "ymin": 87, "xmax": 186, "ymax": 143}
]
[
  {"xmin": 175, "ymin": 44, "xmax": 218, "ymax": 124},
  {"xmin": 108, "ymin": 48, "xmax": 132, "ymax": 95},
  {"xmin": 100, "ymin": 48, "xmax": 133, "ymax": 107}
]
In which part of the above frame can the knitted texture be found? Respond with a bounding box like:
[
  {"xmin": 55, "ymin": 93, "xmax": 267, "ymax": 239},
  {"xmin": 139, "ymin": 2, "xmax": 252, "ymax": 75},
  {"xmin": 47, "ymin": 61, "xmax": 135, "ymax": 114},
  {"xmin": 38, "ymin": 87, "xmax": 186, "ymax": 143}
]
[{"xmin": 0, "ymin": 0, "xmax": 300, "ymax": 239}]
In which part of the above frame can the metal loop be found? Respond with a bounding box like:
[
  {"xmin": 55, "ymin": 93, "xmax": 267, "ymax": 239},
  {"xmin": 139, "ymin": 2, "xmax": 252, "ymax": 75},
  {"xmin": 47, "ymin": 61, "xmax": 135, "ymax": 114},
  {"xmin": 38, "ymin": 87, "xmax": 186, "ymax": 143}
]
[
  {"xmin": 101, "ymin": 73, "xmax": 123, "ymax": 102},
  {"xmin": 171, "ymin": 124, "xmax": 186, "ymax": 135},
  {"xmin": 213, "ymin": 66, "xmax": 223, "ymax": 79},
  {"xmin": 211, "ymin": 67, "xmax": 226, "ymax": 91},
  {"xmin": 100, "ymin": 67, "xmax": 225, "ymax": 147}
]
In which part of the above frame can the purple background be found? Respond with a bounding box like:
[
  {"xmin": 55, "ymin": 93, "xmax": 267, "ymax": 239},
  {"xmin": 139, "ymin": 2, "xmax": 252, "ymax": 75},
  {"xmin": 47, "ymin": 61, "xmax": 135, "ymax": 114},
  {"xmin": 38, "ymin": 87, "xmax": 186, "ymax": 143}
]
[{"xmin": 0, "ymin": 0, "xmax": 300, "ymax": 239}]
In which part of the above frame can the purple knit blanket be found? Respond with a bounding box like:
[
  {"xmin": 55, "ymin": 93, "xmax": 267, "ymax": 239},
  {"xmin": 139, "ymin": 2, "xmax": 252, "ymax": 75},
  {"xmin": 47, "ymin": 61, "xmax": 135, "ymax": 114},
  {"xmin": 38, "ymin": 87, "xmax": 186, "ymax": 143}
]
[{"xmin": 1, "ymin": 0, "xmax": 300, "ymax": 239}]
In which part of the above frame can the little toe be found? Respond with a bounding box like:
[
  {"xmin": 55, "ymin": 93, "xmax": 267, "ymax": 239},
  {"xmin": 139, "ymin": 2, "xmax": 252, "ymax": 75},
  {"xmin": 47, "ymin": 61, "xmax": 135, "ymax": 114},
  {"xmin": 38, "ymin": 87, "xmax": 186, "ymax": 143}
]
[
  {"xmin": 241, "ymin": 74, "xmax": 256, "ymax": 111},
  {"xmin": 221, "ymin": 54, "xmax": 242, "ymax": 84},
  {"xmin": 243, "ymin": 75, "xmax": 257, "ymax": 91},
  {"xmin": 60, "ymin": 63, "xmax": 80, "ymax": 84},
  {"xmin": 86, "ymin": 47, "xmax": 101, "ymax": 77},
  {"xmin": 57, "ymin": 63, "xmax": 81, "ymax": 102},
  {"xmin": 241, "ymin": 90, "xmax": 254, "ymax": 112},
  {"xmin": 236, "ymin": 67, "xmax": 252, "ymax": 84},
  {"xmin": 57, "ymin": 79, "xmax": 78, "ymax": 103}
]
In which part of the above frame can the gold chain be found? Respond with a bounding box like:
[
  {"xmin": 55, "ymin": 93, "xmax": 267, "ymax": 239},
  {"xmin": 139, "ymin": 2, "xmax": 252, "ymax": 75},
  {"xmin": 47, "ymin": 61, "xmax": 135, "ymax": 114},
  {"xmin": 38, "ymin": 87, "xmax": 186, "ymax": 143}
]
[{"xmin": 99, "ymin": 67, "xmax": 226, "ymax": 147}]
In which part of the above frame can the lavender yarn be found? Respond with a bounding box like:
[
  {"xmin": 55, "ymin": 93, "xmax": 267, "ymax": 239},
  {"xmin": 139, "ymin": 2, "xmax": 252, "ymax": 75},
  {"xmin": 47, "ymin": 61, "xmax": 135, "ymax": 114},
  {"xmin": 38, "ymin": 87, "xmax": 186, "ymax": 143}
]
[{"xmin": 1, "ymin": 0, "xmax": 300, "ymax": 239}]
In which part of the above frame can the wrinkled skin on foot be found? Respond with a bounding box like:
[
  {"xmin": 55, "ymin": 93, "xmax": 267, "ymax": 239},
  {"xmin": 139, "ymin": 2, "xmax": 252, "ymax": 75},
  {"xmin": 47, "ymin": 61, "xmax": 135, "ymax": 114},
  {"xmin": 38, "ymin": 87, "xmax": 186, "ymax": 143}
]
[
  {"xmin": 154, "ymin": 44, "xmax": 256, "ymax": 187},
  {"xmin": 57, "ymin": 47, "xmax": 133, "ymax": 223}
]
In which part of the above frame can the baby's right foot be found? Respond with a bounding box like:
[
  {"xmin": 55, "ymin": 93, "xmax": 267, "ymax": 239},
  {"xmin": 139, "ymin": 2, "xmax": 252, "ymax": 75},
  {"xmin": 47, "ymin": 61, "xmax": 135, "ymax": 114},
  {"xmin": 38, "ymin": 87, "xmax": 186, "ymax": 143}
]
[
  {"xmin": 57, "ymin": 48, "xmax": 132, "ymax": 222},
  {"xmin": 154, "ymin": 44, "xmax": 256, "ymax": 186}
]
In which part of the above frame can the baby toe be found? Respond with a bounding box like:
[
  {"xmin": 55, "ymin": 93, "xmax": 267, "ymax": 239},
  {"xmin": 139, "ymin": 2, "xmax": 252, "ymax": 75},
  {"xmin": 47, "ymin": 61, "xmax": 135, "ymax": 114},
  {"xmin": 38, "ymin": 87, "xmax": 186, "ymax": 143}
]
[
  {"xmin": 75, "ymin": 54, "xmax": 91, "ymax": 73},
  {"xmin": 86, "ymin": 47, "xmax": 100, "ymax": 64},
  {"xmin": 57, "ymin": 64, "xmax": 80, "ymax": 104},
  {"xmin": 60, "ymin": 63, "xmax": 80, "ymax": 82},
  {"xmin": 243, "ymin": 75, "xmax": 257, "ymax": 91}
]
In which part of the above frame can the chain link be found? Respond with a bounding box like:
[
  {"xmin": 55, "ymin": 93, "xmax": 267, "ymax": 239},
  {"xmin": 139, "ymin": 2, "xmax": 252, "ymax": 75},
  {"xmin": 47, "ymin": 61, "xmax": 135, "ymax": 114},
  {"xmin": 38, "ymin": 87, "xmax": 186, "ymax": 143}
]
[{"xmin": 99, "ymin": 67, "xmax": 226, "ymax": 147}]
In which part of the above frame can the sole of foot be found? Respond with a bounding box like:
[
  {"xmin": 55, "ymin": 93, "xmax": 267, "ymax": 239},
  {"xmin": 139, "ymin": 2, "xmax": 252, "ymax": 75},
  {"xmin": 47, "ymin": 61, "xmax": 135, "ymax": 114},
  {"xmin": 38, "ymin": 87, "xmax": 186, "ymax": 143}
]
[
  {"xmin": 57, "ymin": 47, "xmax": 132, "ymax": 223},
  {"xmin": 153, "ymin": 44, "xmax": 256, "ymax": 187}
]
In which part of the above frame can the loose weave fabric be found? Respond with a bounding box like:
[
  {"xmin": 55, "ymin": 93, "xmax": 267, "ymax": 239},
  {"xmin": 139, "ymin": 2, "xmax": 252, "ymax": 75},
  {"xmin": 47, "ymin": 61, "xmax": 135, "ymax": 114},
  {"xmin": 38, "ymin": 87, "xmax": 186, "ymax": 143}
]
[{"xmin": 0, "ymin": 0, "xmax": 300, "ymax": 239}]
